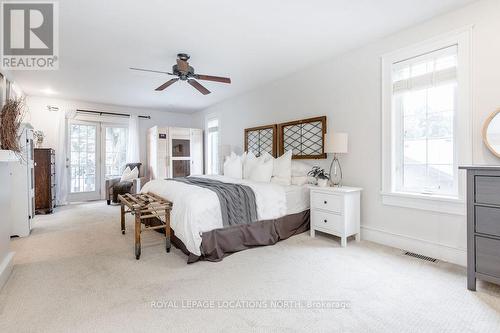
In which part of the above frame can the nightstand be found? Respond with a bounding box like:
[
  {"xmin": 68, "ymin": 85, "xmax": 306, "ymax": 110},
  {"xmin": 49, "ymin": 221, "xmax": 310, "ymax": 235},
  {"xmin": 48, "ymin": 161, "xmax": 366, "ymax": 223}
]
[{"xmin": 309, "ymin": 186, "xmax": 362, "ymax": 247}]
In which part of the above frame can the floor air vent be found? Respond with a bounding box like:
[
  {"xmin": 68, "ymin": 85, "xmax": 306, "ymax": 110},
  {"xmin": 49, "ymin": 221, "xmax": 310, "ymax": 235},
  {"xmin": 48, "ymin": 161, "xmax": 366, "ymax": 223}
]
[{"xmin": 404, "ymin": 251, "xmax": 438, "ymax": 263}]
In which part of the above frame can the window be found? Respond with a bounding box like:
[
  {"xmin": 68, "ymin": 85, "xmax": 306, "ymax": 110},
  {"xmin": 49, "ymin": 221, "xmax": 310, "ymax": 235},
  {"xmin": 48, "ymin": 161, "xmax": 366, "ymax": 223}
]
[
  {"xmin": 394, "ymin": 46, "xmax": 457, "ymax": 196},
  {"xmin": 207, "ymin": 118, "xmax": 219, "ymax": 174},
  {"xmin": 104, "ymin": 126, "xmax": 128, "ymax": 178},
  {"xmin": 70, "ymin": 123, "xmax": 97, "ymax": 193},
  {"xmin": 381, "ymin": 29, "xmax": 472, "ymax": 215}
]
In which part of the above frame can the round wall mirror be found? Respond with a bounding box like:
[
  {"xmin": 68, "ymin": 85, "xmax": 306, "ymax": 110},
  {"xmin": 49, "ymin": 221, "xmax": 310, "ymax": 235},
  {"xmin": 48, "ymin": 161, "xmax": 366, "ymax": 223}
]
[{"xmin": 483, "ymin": 109, "xmax": 500, "ymax": 158}]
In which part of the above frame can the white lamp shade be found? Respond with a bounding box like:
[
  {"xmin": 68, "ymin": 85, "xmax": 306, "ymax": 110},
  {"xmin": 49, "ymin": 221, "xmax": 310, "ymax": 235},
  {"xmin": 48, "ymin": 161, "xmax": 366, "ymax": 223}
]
[{"xmin": 325, "ymin": 133, "xmax": 348, "ymax": 154}]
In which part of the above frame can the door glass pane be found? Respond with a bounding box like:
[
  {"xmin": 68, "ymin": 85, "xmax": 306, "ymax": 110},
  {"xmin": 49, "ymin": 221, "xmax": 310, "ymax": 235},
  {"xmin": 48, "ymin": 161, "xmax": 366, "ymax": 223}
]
[
  {"xmin": 70, "ymin": 124, "xmax": 97, "ymax": 193},
  {"xmin": 173, "ymin": 160, "xmax": 190, "ymax": 177},
  {"xmin": 172, "ymin": 139, "xmax": 190, "ymax": 157},
  {"xmin": 105, "ymin": 127, "xmax": 128, "ymax": 178}
]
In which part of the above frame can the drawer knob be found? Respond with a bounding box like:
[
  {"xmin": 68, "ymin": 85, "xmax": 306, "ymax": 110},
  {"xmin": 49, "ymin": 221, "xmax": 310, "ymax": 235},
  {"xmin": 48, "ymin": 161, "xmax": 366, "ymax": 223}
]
[
  {"xmin": 324, "ymin": 219, "xmax": 327, "ymax": 223},
  {"xmin": 324, "ymin": 201, "xmax": 327, "ymax": 204}
]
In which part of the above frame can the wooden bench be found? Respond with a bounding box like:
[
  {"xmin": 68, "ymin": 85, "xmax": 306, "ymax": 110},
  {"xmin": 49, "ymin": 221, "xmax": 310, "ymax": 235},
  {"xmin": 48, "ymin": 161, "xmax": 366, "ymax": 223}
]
[{"xmin": 118, "ymin": 192, "xmax": 172, "ymax": 260}]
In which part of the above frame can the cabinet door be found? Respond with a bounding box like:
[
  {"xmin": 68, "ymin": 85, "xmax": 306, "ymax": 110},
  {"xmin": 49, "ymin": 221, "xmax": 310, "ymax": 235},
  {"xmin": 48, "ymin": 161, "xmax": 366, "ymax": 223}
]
[{"xmin": 190, "ymin": 129, "xmax": 203, "ymax": 175}]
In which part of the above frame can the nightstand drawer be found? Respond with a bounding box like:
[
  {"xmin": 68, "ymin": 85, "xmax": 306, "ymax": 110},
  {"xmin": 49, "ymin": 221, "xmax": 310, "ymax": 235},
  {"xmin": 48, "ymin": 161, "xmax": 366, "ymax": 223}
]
[
  {"xmin": 311, "ymin": 209, "xmax": 344, "ymax": 233},
  {"xmin": 311, "ymin": 192, "xmax": 342, "ymax": 213}
]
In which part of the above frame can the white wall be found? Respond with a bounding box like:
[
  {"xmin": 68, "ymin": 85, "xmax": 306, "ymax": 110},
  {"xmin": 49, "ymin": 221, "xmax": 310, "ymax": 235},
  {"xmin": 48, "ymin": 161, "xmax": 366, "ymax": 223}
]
[
  {"xmin": 194, "ymin": 0, "xmax": 500, "ymax": 266},
  {"xmin": 24, "ymin": 95, "xmax": 195, "ymax": 171}
]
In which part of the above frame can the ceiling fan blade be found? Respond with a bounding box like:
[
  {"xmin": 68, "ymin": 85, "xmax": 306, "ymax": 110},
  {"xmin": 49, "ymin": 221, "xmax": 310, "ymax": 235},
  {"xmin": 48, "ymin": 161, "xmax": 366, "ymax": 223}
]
[
  {"xmin": 177, "ymin": 59, "xmax": 189, "ymax": 72},
  {"xmin": 195, "ymin": 74, "xmax": 231, "ymax": 84},
  {"xmin": 188, "ymin": 79, "xmax": 211, "ymax": 95},
  {"xmin": 129, "ymin": 67, "xmax": 174, "ymax": 75},
  {"xmin": 155, "ymin": 78, "xmax": 179, "ymax": 91}
]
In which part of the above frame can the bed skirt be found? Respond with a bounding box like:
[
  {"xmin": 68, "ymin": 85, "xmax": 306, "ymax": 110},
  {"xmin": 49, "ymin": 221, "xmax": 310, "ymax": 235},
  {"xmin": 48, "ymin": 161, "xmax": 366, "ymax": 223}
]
[{"xmin": 151, "ymin": 210, "xmax": 310, "ymax": 263}]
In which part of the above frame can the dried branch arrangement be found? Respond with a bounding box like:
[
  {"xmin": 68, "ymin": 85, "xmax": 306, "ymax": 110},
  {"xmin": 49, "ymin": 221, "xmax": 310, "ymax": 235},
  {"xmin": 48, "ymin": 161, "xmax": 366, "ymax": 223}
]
[{"xmin": 0, "ymin": 98, "xmax": 26, "ymax": 152}]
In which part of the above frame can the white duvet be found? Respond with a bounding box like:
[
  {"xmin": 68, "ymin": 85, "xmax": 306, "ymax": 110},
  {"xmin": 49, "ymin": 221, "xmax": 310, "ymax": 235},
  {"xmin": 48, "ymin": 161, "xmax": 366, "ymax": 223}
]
[{"xmin": 140, "ymin": 175, "xmax": 287, "ymax": 256}]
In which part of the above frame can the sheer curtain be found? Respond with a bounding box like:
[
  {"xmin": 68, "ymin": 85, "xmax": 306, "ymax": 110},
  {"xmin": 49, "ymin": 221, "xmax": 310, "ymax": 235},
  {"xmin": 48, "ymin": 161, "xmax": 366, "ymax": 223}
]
[
  {"xmin": 126, "ymin": 115, "xmax": 140, "ymax": 163},
  {"xmin": 55, "ymin": 108, "xmax": 76, "ymax": 205}
]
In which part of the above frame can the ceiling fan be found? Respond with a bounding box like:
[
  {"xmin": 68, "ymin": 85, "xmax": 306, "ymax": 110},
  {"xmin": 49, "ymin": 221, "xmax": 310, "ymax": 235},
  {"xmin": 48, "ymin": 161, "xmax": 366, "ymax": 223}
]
[{"xmin": 129, "ymin": 53, "xmax": 231, "ymax": 95}]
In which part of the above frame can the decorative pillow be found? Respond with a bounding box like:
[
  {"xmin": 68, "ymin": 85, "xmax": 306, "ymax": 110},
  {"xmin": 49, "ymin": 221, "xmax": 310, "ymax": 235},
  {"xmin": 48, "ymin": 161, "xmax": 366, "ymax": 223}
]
[
  {"xmin": 243, "ymin": 151, "xmax": 259, "ymax": 179},
  {"xmin": 291, "ymin": 176, "xmax": 315, "ymax": 186},
  {"xmin": 248, "ymin": 154, "xmax": 273, "ymax": 183},
  {"xmin": 270, "ymin": 150, "xmax": 292, "ymax": 185},
  {"xmin": 223, "ymin": 152, "xmax": 243, "ymax": 179},
  {"xmin": 121, "ymin": 166, "xmax": 139, "ymax": 182},
  {"xmin": 291, "ymin": 160, "xmax": 312, "ymax": 177}
]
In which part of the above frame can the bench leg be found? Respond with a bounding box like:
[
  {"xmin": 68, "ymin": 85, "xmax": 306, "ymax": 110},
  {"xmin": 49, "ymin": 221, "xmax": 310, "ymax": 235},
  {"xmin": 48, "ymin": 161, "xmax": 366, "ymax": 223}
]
[
  {"xmin": 135, "ymin": 212, "xmax": 141, "ymax": 260},
  {"xmin": 165, "ymin": 209, "xmax": 171, "ymax": 253},
  {"xmin": 120, "ymin": 203, "xmax": 125, "ymax": 234}
]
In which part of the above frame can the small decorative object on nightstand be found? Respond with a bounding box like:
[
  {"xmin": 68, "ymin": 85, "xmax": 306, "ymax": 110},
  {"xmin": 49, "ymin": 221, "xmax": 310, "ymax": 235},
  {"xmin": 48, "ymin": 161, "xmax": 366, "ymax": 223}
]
[
  {"xmin": 310, "ymin": 186, "xmax": 362, "ymax": 247},
  {"xmin": 307, "ymin": 166, "xmax": 330, "ymax": 187}
]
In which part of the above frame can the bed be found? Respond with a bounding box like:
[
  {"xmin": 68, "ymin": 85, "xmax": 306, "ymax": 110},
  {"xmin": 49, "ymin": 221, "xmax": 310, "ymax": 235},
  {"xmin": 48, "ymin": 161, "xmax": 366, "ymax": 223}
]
[{"xmin": 140, "ymin": 175, "xmax": 311, "ymax": 262}]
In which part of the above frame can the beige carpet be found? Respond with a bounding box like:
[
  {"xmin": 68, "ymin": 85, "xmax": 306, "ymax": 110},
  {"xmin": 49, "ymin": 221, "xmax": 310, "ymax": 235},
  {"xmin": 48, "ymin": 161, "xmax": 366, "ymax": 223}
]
[{"xmin": 0, "ymin": 202, "xmax": 499, "ymax": 333}]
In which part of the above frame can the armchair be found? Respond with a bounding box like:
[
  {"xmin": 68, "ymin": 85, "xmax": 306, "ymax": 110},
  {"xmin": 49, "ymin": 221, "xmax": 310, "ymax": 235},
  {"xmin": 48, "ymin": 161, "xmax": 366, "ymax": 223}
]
[{"xmin": 105, "ymin": 163, "xmax": 149, "ymax": 205}]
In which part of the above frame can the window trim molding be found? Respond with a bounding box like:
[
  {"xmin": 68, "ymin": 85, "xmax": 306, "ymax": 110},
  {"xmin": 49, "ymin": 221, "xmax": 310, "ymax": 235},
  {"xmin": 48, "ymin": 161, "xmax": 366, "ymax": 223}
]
[
  {"xmin": 205, "ymin": 113, "xmax": 220, "ymax": 175},
  {"xmin": 381, "ymin": 27, "xmax": 473, "ymax": 214}
]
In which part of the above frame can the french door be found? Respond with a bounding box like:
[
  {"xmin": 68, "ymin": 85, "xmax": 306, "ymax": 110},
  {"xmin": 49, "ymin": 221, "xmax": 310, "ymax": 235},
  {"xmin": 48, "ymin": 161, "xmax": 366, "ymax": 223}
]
[
  {"xmin": 68, "ymin": 120, "xmax": 101, "ymax": 201},
  {"xmin": 68, "ymin": 120, "xmax": 128, "ymax": 202}
]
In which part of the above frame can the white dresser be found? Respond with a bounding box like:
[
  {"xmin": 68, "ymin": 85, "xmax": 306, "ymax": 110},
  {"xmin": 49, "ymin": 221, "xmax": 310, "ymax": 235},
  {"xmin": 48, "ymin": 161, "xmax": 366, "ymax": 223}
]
[
  {"xmin": 310, "ymin": 186, "xmax": 362, "ymax": 247},
  {"xmin": 0, "ymin": 150, "xmax": 17, "ymax": 290}
]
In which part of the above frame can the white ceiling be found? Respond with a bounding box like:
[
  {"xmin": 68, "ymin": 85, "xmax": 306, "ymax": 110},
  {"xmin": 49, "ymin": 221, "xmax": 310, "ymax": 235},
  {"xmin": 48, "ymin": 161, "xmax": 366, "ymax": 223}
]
[{"xmin": 9, "ymin": 0, "xmax": 474, "ymax": 113}]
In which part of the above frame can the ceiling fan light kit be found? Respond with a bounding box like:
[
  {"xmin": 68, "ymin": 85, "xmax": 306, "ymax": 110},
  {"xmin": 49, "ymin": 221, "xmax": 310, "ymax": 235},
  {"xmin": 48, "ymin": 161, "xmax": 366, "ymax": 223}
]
[{"xmin": 130, "ymin": 53, "xmax": 231, "ymax": 95}]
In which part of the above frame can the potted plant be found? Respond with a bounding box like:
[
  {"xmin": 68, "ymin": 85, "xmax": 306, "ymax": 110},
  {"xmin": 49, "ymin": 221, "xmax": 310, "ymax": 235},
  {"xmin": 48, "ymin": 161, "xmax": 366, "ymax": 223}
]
[
  {"xmin": 33, "ymin": 130, "xmax": 45, "ymax": 148},
  {"xmin": 308, "ymin": 166, "xmax": 330, "ymax": 187}
]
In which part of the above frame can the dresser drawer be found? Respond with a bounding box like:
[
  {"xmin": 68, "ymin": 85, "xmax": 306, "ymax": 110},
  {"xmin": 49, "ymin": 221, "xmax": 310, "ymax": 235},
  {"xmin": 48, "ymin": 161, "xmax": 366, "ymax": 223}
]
[
  {"xmin": 476, "ymin": 236, "xmax": 500, "ymax": 278},
  {"xmin": 475, "ymin": 206, "xmax": 500, "ymax": 237},
  {"xmin": 311, "ymin": 210, "xmax": 344, "ymax": 233},
  {"xmin": 311, "ymin": 192, "xmax": 342, "ymax": 213},
  {"xmin": 475, "ymin": 176, "xmax": 500, "ymax": 205}
]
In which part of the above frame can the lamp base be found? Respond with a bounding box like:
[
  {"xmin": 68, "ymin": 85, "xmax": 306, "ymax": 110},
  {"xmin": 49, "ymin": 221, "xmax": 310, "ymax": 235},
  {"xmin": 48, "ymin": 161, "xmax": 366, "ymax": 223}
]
[{"xmin": 329, "ymin": 154, "xmax": 343, "ymax": 187}]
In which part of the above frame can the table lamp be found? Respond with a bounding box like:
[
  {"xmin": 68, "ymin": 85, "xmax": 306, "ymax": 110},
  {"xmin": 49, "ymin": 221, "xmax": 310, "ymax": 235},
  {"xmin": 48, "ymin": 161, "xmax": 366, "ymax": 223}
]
[{"xmin": 325, "ymin": 133, "xmax": 348, "ymax": 186}]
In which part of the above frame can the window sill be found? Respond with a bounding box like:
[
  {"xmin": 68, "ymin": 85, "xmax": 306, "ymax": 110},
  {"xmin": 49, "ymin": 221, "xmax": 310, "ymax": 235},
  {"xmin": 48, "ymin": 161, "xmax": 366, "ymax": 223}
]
[{"xmin": 381, "ymin": 191, "xmax": 465, "ymax": 215}]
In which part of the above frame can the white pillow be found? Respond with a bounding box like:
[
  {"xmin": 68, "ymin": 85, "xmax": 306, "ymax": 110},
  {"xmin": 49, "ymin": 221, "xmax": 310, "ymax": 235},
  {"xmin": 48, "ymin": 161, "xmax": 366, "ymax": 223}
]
[
  {"xmin": 291, "ymin": 176, "xmax": 315, "ymax": 186},
  {"xmin": 223, "ymin": 152, "xmax": 243, "ymax": 179},
  {"xmin": 291, "ymin": 160, "xmax": 312, "ymax": 177},
  {"xmin": 248, "ymin": 155, "xmax": 273, "ymax": 183},
  {"xmin": 121, "ymin": 166, "xmax": 139, "ymax": 182},
  {"xmin": 271, "ymin": 150, "xmax": 292, "ymax": 185},
  {"xmin": 243, "ymin": 151, "xmax": 258, "ymax": 179}
]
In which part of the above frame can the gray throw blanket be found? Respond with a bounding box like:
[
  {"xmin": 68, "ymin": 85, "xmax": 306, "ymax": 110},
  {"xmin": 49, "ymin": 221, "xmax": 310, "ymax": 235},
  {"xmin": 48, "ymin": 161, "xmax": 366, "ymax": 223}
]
[{"xmin": 169, "ymin": 177, "xmax": 258, "ymax": 227}]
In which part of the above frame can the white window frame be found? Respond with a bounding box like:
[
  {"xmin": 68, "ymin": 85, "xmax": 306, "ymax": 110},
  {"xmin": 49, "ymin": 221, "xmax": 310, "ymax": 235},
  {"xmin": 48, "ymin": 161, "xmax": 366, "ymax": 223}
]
[
  {"xmin": 381, "ymin": 27, "xmax": 473, "ymax": 215},
  {"xmin": 205, "ymin": 114, "xmax": 220, "ymax": 175}
]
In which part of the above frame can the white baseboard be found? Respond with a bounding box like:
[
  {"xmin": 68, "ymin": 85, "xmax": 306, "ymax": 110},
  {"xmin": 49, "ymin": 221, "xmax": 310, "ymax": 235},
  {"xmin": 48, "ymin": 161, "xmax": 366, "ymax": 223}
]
[
  {"xmin": 0, "ymin": 252, "xmax": 14, "ymax": 291},
  {"xmin": 361, "ymin": 225, "xmax": 466, "ymax": 267}
]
